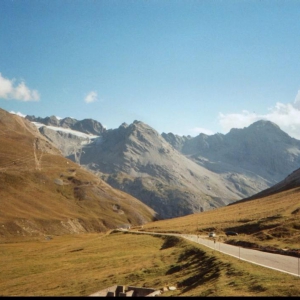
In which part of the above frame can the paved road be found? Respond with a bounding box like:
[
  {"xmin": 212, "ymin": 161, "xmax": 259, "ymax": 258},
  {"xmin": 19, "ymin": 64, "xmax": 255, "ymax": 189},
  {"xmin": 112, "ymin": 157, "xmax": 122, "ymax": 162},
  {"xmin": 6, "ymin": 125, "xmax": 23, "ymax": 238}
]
[
  {"xmin": 183, "ymin": 233, "xmax": 299, "ymax": 277},
  {"xmin": 126, "ymin": 230, "xmax": 300, "ymax": 277}
]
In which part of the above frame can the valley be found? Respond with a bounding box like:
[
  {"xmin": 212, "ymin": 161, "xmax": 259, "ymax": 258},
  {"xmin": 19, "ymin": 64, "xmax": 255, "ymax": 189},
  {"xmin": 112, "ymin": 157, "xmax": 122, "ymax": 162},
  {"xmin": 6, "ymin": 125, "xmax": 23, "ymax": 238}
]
[{"xmin": 0, "ymin": 108, "xmax": 299, "ymax": 296}]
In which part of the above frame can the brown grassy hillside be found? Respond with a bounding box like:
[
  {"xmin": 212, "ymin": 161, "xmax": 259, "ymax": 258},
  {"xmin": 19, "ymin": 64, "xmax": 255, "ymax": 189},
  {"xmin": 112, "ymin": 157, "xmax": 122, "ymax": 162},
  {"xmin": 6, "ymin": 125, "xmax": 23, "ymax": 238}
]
[
  {"xmin": 0, "ymin": 109, "xmax": 157, "ymax": 241},
  {"xmin": 141, "ymin": 186, "xmax": 300, "ymax": 256}
]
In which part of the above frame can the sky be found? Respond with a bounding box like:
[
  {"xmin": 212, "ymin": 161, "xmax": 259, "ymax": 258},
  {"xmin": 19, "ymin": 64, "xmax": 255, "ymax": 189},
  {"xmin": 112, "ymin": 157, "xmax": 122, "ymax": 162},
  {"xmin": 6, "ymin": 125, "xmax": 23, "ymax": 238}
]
[{"xmin": 1, "ymin": 0, "xmax": 300, "ymax": 139}]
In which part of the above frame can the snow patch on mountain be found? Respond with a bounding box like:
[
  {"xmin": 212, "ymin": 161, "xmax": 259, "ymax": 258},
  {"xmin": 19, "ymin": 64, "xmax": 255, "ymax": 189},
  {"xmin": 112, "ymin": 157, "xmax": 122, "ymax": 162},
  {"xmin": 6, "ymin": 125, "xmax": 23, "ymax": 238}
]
[{"xmin": 32, "ymin": 122, "xmax": 99, "ymax": 140}]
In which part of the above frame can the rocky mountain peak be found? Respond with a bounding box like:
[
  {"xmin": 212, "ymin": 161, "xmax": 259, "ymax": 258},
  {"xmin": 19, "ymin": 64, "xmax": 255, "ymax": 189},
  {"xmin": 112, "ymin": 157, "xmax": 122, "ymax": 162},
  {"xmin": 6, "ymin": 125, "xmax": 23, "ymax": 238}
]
[
  {"xmin": 227, "ymin": 119, "xmax": 291, "ymax": 143},
  {"xmin": 72, "ymin": 118, "xmax": 106, "ymax": 135},
  {"xmin": 161, "ymin": 132, "xmax": 190, "ymax": 152},
  {"xmin": 26, "ymin": 115, "xmax": 60, "ymax": 126},
  {"xmin": 59, "ymin": 117, "xmax": 77, "ymax": 128},
  {"xmin": 25, "ymin": 115, "xmax": 105, "ymax": 135},
  {"xmin": 249, "ymin": 119, "xmax": 280, "ymax": 130}
]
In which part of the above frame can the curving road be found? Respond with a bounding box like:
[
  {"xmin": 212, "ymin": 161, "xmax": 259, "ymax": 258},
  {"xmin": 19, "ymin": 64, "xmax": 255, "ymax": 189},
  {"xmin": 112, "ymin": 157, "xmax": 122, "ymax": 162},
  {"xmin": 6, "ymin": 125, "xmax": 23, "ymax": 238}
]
[{"xmin": 125, "ymin": 230, "xmax": 300, "ymax": 277}]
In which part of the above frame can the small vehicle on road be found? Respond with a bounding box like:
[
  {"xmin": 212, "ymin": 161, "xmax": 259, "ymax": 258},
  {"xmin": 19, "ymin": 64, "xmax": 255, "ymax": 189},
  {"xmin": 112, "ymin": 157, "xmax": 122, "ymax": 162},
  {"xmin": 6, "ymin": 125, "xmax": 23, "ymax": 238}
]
[{"xmin": 208, "ymin": 232, "xmax": 216, "ymax": 238}]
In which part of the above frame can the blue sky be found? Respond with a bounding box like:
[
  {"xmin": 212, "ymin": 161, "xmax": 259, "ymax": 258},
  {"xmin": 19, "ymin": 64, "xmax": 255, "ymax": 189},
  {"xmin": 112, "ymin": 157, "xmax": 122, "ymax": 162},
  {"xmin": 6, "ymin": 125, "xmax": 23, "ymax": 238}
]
[{"xmin": 1, "ymin": 0, "xmax": 300, "ymax": 138}]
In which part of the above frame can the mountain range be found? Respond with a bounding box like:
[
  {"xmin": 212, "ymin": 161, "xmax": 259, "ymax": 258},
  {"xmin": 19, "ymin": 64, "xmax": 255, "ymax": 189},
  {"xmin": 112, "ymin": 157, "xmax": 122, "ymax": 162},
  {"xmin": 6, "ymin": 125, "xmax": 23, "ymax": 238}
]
[{"xmin": 25, "ymin": 113, "xmax": 300, "ymax": 219}]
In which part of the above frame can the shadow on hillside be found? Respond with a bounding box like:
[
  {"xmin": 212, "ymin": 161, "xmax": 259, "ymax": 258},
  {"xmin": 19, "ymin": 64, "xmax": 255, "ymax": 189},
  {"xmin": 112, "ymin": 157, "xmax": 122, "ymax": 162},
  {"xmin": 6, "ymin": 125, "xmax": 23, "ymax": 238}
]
[
  {"xmin": 225, "ymin": 215, "xmax": 282, "ymax": 235},
  {"xmin": 166, "ymin": 247, "xmax": 220, "ymax": 294},
  {"xmin": 160, "ymin": 236, "xmax": 181, "ymax": 249}
]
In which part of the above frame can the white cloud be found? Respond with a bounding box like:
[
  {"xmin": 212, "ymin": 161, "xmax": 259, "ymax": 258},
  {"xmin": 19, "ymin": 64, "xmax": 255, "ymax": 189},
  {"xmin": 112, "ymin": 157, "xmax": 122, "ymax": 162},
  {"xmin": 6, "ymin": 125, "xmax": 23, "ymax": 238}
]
[
  {"xmin": 84, "ymin": 91, "xmax": 98, "ymax": 103},
  {"xmin": 0, "ymin": 73, "xmax": 13, "ymax": 97},
  {"xmin": 218, "ymin": 110, "xmax": 262, "ymax": 132},
  {"xmin": 190, "ymin": 127, "xmax": 214, "ymax": 136},
  {"xmin": 293, "ymin": 90, "xmax": 300, "ymax": 109},
  {"xmin": 218, "ymin": 90, "xmax": 300, "ymax": 140},
  {"xmin": 0, "ymin": 73, "xmax": 40, "ymax": 101}
]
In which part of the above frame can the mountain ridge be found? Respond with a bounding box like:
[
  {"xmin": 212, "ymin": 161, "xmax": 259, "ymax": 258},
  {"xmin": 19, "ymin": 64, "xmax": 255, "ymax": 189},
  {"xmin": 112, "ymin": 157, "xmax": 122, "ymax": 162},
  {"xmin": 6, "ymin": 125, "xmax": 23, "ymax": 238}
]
[{"xmin": 24, "ymin": 113, "xmax": 300, "ymax": 219}]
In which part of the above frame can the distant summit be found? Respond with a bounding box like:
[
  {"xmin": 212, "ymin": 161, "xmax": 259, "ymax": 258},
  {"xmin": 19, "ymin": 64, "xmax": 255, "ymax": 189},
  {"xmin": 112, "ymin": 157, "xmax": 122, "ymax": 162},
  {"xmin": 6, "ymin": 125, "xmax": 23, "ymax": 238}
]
[{"xmin": 26, "ymin": 115, "xmax": 106, "ymax": 135}]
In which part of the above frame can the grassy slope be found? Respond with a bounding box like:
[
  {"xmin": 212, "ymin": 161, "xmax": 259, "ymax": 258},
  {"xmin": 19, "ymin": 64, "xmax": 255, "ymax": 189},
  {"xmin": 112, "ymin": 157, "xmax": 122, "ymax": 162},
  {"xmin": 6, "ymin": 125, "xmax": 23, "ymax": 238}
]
[
  {"xmin": 142, "ymin": 187, "xmax": 300, "ymax": 253},
  {"xmin": 1, "ymin": 184, "xmax": 299, "ymax": 296},
  {"xmin": 0, "ymin": 232, "xmax": 299, "ymax": 296}
]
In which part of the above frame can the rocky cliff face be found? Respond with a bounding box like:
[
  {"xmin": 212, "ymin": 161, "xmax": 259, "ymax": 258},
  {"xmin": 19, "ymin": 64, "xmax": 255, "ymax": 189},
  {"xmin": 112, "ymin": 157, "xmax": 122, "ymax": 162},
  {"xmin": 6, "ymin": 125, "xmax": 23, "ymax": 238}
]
[
  {"xmin": 28, "ymin": 115, "xmax": 300, "ymax": 219},
  {"xmin": 26, "ymin": 115, "xmax": 106, "ymax": 135},
  {"xmin": 38, "ymin": 126, "xmax": 93, "ymax": 157}
]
